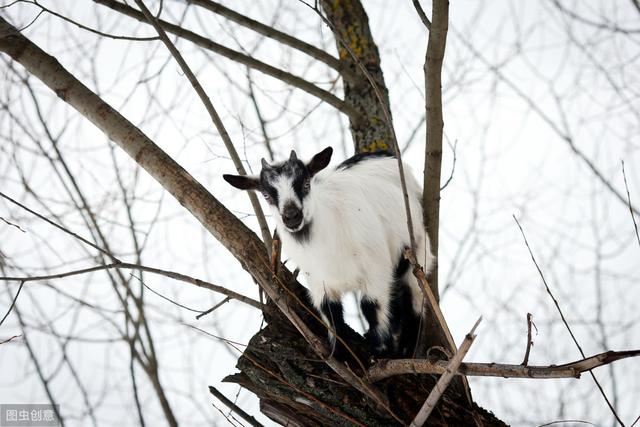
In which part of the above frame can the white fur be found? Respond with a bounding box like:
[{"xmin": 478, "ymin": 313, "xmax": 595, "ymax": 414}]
[{"xmin": 271, "ymin": 156, "xmax": 435, "ymax": 339}]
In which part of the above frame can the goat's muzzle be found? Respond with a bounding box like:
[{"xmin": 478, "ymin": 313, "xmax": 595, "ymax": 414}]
[{"xmin": 282, "ymin": 204, "xmax": 303, "ymax": 230}]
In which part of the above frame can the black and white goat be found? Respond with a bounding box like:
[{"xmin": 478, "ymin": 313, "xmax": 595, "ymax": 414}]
[{"xmin": 224, "ymin": 147, "xmax": 434, "ymax": 357}]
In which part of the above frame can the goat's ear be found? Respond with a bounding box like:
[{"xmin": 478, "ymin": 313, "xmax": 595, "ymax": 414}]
[
  {"xmin": 307, "ymin": 146, "xmax": 333, "ymax": 176},
  {"xmin": 223, "ymin": 174, "xmax": 260, "ymax": 191}
]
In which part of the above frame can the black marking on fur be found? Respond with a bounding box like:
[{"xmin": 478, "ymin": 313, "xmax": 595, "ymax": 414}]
[
  {"xmin": 394, "ymin": 253, "xmax": 411, "ymax": 279},
  {"xmin": 337, "ymin": 151, "xmax": 394, "ymax": 170},
  {"xmin": 360, "ymin": 297, "xmax": 389, "ymax": 356},
  {"xmin": 260, "ymin": 184, "xmax": 279, "ymax": 206},
  {"xmin": 320, "ymin": 296, "xmax": 349, "ymax": 359},
  {"xmin": 321, "ymin": 297, "xmax": 346, "ymax": 333},
  {"xmin": 389, "ymin": 252, "xmax": 420, "ymax": 357},
  {"xmin": 259, "ymin": 158, "xmax": 312, "ymax": 205},
  {"xmin": 360, "ymin": 298, "xmax": 379, "ymax": 331},
  {"xmin": 285, "ymin": 221, "xmax": 312, "ymax": 244}
]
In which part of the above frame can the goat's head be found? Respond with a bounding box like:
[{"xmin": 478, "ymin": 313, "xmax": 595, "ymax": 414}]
[{"xmin": 223, "ymin": 147, "xmax": 333, "ymax": 232}]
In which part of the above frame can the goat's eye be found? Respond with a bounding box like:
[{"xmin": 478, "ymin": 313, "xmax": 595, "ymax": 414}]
[
  {"xmin": 262, "ymin": 192, "xmax": 271, "ymax": 202},
  {"xmin": 303, "ymin": 178, "xmax": 311, "ymax": 193}
]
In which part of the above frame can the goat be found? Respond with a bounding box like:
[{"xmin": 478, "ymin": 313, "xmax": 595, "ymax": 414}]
[{"xmin": 223, "ymin": 147, "xmax": 434, "ymax": 357}]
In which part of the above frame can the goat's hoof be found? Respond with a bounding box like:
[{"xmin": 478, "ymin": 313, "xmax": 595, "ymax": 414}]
[{"xmin": 371, "ymin": 343, "xmax": 391, "ymax": 359}]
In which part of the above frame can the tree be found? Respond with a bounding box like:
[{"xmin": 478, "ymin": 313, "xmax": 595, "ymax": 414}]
[{"xmin": 1, "ymin": 1, "xmax": 639, "ymax": 425}]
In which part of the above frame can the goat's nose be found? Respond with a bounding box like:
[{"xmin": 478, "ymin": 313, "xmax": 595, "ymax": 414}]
[
  {"xmin": 283, "ymin": 206, "xmax": 302, "ymax": 221},
  {"xmin": 282, "ymin": 205, "xmax": 303, "ymax": 226}
]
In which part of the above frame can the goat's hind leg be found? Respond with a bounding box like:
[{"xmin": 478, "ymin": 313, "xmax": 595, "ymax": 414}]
[{"xmin": 390, "ymin": 278, "xmax": 421, "ymax": 357}]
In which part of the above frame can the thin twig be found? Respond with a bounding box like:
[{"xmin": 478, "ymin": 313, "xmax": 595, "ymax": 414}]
[
  {"xmin": 521, "ymin": 312, "xmax": 536, "ymax": 366},
  {"xmin": 538, "ymin": 420, "xmax": 600, "ymax": 427},
  {"xmin": 0, "ymin": 263, "xmax": 263, "ymax": 310},
  {"xmin": 132, "ymin": 0, "xmax": 273, "ymax": 252},
  {"xmin": 454, "ymin": 27, "xmax": 640, "ymax": 217},
  {"xmin": 196, "ymin": 297, "xmax": 230, "ymax": 320},
  {"xmin": 514, "ymin": 216, "xmax": 626, "ymax": 427},
  {"xmin": 621, "ymin": 160, "xmax": 640, "ymax": 249},
  {"xmin": 209, "ymin": 386, "xmax": 265, "ymax": 427},
  {"xmin": 439, "ymin": 138, "xmax": 457, "ymax": 191},
  {"xmin": 8, "ymin": 0, "xmax": 160, "ymax": 40},
  {"xmin": 411, "ymin": 0, "xmax": 432, "ymax": 30},
  {"xmin": 0, "ymin": 191, "xmax": 120, "ymax": 262},
  {"xmin": 0, "ymin": 334, "xmax": 21, "ymax": 345},
  {"xmin": 0, "ymin": 281, "xmax": 25, "ymax": 326},
  {"xmin": 246, "ymin": 69, "xmax": 274, "ymax": 162},
  {"xmin": 410, "ymin": 317, "xmax": 481, "ymax": 426},
  {"xmin": 0, "ymin": 216, "xmax": 26, "ymax": 232},
  {"xmin": 130, "ymin": 273, "xmax": 203, "ymax": 314}
]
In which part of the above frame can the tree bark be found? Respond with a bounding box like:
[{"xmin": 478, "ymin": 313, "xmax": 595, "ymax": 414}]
[
  {"xmin": 225, "ymin": 312, "xmax": 505, "ymax": 426},
  {"xmin": 320, "ymin": 0, "xmax": 396, "ymax": 154},
  {"xmin": 422, "ymin": 0, "xmax": 449, "ymax": 301}
]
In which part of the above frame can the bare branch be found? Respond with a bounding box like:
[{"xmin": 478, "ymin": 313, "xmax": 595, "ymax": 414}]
[
  {"xmin": 208, "ymin": 385, "xmax": 265, "ymax": 427},
  {"xmin": 0, "ymin": 191, "xmax": 120, "ymax": 263},
  {"xmin": 411, "ymin": 0, "xmax": 432, "ymax": 30},
  {"xmin": 185, "ymin": 0, "xmax": 355, "ymax": 80},
  {"xmin": 0, "ymin": 280, "xmax": 24, "ymax": 326},
  {"xmin": 196, "ymin": 297, "xmax": 230, "ymax": 320},
  {"xmin": 0, "ymin": 216, "xmax": 25, "ymax": 232},
  {"xmin": 246, "ymin": 69, "xmax": 274, "ymax": 162},
  {"xmin": 521, "ymin": 312, "xmax": 536, "ymax": 366},
  {"xmin": 514, "ymin": 216, "xmax": 626, "ymax": 427},
  {"xmin": 368, "ymin": 349, "xmax": 640, "ymax": 382},
  {"xmin": 422, "ymin": 0, "xmax": 449, "ymax": 300},
  {"xmin": 93, "ymin": 0, "xmax": 362, "ymax": 122},
  {"xmin": 0, "ymin": 263, "xmax": 264, "ymax": 310},
  {"xmin": 454, "ymin": 28, "xmax": 640, "ymax": 218},
  {"xmin": 549, "ymin": 0, "xmax": 640, "ymax": 34},
  {"xmin": 439, "ymin": 138, "xmax": 457, "ymax": 191},
  {"xmin": 410, "ymin": 317, "xmax": 481, "ymax": 426},
  {"xmin": 6, "ymin": 0, "xmax": 159, "ymax": 40},
  {"xmin": 132, "ymin": 0, "xmax": 272, "ymax": 251},
  {"xmin": 622, "ymin": 161, "xmax": 640, "ymax": 249},
  {"xmin": 0, "ymin": 334, "xmax": 21, "ymax": 345}
]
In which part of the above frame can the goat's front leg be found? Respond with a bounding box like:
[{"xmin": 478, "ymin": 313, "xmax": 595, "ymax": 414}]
[
  {"xmin": 360, "ymin": 290, "xmax": 393, "ymax": 357},
  {"xmin": 319, "ymin": 296, "xmax": 350, "ymax": 359}
]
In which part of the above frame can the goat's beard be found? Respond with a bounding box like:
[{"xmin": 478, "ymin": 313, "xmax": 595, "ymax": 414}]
[{"xmin": 283, "ymin": 220, "xmax": 305, "ymax": 233}]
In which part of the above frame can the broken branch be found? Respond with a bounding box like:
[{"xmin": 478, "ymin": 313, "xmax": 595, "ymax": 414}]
[{"xmin": 368, "ymin": 349, "xmax": 640, "ymax": 382}]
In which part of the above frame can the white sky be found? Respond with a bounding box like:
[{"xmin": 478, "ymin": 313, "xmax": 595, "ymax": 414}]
[{"xmin": 1, "ymin": 0, "xmax": 639, "ymax": 425}]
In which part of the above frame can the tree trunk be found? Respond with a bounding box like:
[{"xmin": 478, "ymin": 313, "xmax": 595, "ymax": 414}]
[
  {"xmin": 320, "ymin": 0, "xmax": 396, "ymax": 154},
  {"xmin": 225, "ymin": 308, "xmax": 506, "ymax": 426}
]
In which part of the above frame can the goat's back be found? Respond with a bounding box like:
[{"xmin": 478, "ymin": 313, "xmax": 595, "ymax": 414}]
[{"xmin": 303, "ymin": 156, "xmax": 426, "ymax": 270}]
